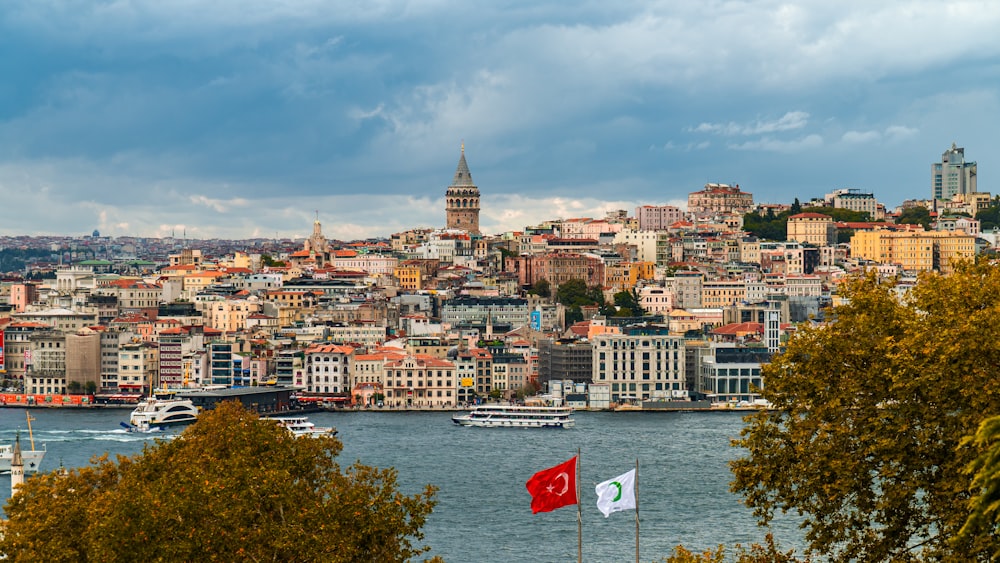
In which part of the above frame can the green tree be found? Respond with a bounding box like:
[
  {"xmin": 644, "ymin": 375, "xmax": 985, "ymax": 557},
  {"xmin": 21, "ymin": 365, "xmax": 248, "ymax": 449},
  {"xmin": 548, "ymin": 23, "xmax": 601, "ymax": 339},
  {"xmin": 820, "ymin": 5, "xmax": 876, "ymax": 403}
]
[
  {"xmin": 528, "ymin": 278, "xmax": 551, "ymax": 299},
  {"xmin": 1, "ymin": 401, "xmax": 438, "ymax": 562},
  {"xmin": 613, "ymin": 289, "xmax": 644, "ymax": 317},
  {"xmin": 261, "ymin": 254, "xmax": 287, "ymax": 268},
  {"xmin": 976, "ymin": 204, "xmax": 1000, "ymax": 232},
  {"xmin": 790, "ymin": 198, "xmax": 802, "ymax": 214},
  {"xmin": 897, "ymin": 205, "xmax": 933, "ymax": 230},
  {"xmin": 731, "ymin": 263, "xmax": 1000, "ymax": 561},
  {"xmin": 84, "ymin": 381, "xmax": 97, "ymax": 394},
  {"xmin": 555, "ymin": 278, "xmax": 591, "ymax": 307}
]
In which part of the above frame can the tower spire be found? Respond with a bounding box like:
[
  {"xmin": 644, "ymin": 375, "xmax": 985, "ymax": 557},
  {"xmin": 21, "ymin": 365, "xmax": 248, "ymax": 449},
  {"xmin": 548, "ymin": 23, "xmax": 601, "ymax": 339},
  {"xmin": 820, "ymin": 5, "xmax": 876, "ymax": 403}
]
[{"xmin": 445, "ymin": 143, "xmax": 481, "ymax": 235}]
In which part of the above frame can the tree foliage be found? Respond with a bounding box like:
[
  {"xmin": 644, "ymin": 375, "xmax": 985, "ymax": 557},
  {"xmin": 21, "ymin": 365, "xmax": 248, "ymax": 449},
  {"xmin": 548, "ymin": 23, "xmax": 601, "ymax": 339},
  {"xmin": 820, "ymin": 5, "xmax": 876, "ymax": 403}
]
[
  {"xmin": 731, "ymin": 263, "xmax": 1000, "ymax": 561},
  {"xmin": 528, "ymin": 278, "xmax": 551, "ymax": 299},
  {"xmin": 957, "ymin": 415, "xmax": 1000, "ymax": 559},
  {"xmin": 742, "ymin": 206, "xmax": 868, "ymax": 242},
  {"xmin": 975, "ymin": 201, "xmax": 1000, "ymax": 232},
  {"xmin": 555, "ymin": 278, "xmax": 592, "ymax": 307},
  {"xmin": 897, "ymin": 206, "xmax": 933, "ymax": 230},
  {"xmin": 612, "ymin": 289, "xmax": 644, "ymax": 317},
  {"xmin": 1, "ymin": 401, "xmax": 438, "ymax": 562}
]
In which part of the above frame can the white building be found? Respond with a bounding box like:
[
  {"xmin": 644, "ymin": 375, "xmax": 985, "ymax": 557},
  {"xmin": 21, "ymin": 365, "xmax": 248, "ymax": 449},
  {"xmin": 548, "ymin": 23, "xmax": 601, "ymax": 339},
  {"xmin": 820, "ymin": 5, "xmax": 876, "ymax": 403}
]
[{"xmin": 591, "ymin": 330, "xmax": 686, "ymax": 403}]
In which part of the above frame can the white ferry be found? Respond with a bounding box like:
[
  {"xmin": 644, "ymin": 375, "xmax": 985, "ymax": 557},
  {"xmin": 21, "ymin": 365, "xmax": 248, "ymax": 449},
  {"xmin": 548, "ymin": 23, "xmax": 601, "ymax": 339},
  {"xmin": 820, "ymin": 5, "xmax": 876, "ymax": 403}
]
[
  {"xmin": 268, "ymin": 416, "xmax": 338, "ymax": 438},
  {"xmin": 451, "ymin": 405, "xmax": 575, "ymax": 429},
  {"xmin": 129, "ymin": 391, "xmax": 199, "ymax": 428},
  {"xmin": 0, "ymin": 412, "xmax": 45, "ymax": 473}
]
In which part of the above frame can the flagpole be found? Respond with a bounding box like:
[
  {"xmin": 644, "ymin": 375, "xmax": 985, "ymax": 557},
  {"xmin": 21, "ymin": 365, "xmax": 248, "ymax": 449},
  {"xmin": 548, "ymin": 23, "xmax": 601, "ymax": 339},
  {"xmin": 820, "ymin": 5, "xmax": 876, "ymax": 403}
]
[
  {"xmin": 577, "ymin": 448, "xmax": 583, "ymax": 563},
  {"xmin": 635, "ymin": 458, "xmax": 640, "ymax": 563}
]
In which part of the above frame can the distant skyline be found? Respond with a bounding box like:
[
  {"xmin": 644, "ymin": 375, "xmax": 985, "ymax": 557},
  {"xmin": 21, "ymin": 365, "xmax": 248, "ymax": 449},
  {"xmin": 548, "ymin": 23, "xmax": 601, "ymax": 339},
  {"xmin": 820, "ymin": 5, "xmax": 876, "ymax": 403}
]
[{"xmin": 1, "ymin": 1, "xmax": 997, "ymax": 241}]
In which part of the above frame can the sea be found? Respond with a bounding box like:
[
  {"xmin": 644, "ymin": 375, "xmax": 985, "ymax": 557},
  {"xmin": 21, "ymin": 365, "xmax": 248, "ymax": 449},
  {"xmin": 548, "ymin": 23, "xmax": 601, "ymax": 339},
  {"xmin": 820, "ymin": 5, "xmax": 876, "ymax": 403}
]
[{"xmin": 0, "ymin": 408, "xmax": 807, "ymax": 562}]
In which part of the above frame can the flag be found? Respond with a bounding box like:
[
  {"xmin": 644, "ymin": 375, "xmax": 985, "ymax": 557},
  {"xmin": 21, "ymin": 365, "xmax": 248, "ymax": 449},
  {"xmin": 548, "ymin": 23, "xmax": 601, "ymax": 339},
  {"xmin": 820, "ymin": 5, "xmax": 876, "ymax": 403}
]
[
  {"xmin": 595, "ymin": 468, "xmax": 636, "ymax": 517},
  {"xmin": 525, "ymin": 456, "xmax": 578, "ymax": 514}
]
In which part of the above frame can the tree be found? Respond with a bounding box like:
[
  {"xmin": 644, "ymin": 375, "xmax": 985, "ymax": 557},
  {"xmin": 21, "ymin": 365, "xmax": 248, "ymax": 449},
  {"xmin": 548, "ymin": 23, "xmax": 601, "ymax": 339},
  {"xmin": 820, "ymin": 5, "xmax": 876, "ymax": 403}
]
[
  {"xmin": 790, "ymin": 198, "xmax": 802, "ymax": 214},
  {"xmin": 260, "ymin": 254, "xmax": 286, "ymax": 268},
  {"xmin": 897, "ymin": 205, "xmax": 933, "ymax": 230},
  {"xmin": 613, "ymin": 289, "xmax": 644, "ymax": 317},
  {"xmin": 731, "ymin": 263, "xmax": 1000, "ymax": 561},
  {"xmin": 555, "ymin": 278, "xmax": 590, "ymax": 307},
  {"xmin": 1, "ymin": 401, "xmax": 438, "ymax": 562},
  {"xmin": 528, "ymin": 278, "xmax": 551, "ymax": 299},
  {"xmin": 958, "ymin": 415, "xmax": 1000, "ymax": 559}
]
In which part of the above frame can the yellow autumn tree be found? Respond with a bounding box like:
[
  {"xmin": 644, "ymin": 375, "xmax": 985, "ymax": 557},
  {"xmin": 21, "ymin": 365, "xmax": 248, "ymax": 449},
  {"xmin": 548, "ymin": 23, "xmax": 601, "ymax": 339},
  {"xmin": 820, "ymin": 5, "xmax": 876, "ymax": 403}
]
[
  {"xmin": 732, "ymin": 262, "xmax": 1000, "ymax": 561},
  {"xmin": 1, "ymin": 401, "xmax": 438, "ymax": 562}
]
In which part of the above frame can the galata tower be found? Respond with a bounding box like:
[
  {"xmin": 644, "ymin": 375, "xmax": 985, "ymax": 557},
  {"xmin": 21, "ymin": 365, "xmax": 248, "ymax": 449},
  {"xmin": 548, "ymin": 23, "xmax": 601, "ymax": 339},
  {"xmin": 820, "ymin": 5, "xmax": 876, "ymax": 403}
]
[{"xmin": 445, "ymin": 143, "xmax": 481, "ymax": 235}]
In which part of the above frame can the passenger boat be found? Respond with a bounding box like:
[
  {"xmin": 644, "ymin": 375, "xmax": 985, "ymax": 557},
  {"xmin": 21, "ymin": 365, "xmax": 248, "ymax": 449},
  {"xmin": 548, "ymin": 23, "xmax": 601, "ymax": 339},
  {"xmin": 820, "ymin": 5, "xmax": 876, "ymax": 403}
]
[
  {"xmin": 129, "ymin": 391, "xmax": 199, "ymax": 427},
  {"xmin": 268, "ymin": 416, "xmax": 338, "ymax": 438},
  {"xmin": 0, "ymin": 412, "xmax": 46, "ymax": 473},
  {"xmin": 451, "ymin": 405, "xmax": 576, "ymax": 428}
]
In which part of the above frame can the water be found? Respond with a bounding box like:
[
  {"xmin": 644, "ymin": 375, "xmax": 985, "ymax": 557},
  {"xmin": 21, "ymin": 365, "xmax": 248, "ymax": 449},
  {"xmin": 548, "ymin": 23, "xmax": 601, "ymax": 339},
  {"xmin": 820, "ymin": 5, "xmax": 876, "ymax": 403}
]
[{"xmin": 0, "ymin": 408, "xmax": 805, "ymax": 562}]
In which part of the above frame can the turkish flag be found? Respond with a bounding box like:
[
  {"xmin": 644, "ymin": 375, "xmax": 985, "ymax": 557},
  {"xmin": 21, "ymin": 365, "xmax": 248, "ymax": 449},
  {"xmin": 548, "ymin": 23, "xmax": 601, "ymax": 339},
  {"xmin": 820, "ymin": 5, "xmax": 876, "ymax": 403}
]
[{"xmin": 525, "ymin": 456, "xmax": 578, "ymax": 514}]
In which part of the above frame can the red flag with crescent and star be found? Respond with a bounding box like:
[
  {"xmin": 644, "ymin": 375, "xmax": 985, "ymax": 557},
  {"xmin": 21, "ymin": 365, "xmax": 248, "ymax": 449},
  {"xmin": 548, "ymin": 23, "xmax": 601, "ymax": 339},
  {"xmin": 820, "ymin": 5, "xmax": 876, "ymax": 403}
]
[{"xmin": 525, "ymin": 455, "xmax": 578, "ymax": 514}]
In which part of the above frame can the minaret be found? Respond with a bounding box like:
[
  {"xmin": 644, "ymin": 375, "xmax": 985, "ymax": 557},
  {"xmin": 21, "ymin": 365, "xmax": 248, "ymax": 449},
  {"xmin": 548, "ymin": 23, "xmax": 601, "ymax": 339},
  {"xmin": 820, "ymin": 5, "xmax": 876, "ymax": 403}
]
[
  {"xmin": 445, "ymin": 143, "xmax": 481, "ymax": 235},
  {"xmin": 11, "ymin": 431, "xmax": 25, "ymax": 497}
]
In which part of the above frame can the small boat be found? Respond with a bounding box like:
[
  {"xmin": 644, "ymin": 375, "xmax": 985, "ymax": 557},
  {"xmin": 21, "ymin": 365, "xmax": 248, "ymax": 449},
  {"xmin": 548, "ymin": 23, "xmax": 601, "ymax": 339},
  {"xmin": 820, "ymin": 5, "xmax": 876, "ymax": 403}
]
[
  {"xmin": 451, "ymin": 404, "xmax": 576, "ymax": 429},
  {"xmin": 130, "ymin": 391, "xmax": 199, "ymax": 428},
  {"xmin": 0, "ymin": 412, "xmax": 46, "ymax": 473},
  {"xmin": 268, "ymin": 416, "xmax": 337, "ymax": 438}
]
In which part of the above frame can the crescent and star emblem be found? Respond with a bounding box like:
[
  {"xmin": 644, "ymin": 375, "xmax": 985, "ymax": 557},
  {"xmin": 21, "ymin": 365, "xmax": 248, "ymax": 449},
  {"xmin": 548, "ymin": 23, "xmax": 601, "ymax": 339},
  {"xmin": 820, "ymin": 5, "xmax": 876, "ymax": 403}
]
[
  {"xmin": 610, "ymin": 481, "xmax": 623, "ymax": 502},
  {"xmin": 546, "ymin": 472, "xmax": 570, "ymax": 496}
]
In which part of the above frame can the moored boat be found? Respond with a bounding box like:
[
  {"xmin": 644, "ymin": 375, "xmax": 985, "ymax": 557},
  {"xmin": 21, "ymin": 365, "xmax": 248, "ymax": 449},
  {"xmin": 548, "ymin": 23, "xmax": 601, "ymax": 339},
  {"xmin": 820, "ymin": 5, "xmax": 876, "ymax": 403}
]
[
  {"xmin": 0, "ymin": 412, "xmax": 46, "ymax": 473},
  {"xmin": 129, "ymin": 391, "xmax": 199, "ymax": 427},
  {"xmin": 451, "ymin": 404, "xmax": 575, "ymax": 428}
]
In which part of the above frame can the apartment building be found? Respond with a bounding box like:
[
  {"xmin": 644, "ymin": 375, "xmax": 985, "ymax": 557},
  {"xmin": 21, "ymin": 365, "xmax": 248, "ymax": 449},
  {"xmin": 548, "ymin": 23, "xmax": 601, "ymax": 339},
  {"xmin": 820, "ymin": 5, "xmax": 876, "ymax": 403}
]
[
  {"xmin": 591, "ymin": 327, "xmax": 686, "ymax": 403},
  {"xmin": 786, "ymin": 213, "xmax": 836, "ymax": 246},
  {"xmin": 383, "ymin": 354, "xmax": 457, "ymax": 408},
  {"xmin": 304, "ymin": 344, "xmax": 354, "ymax": 394},
  {"xmin": 635, "ymin": 205, "xmax": 684, "ymax": 231},
  {"xmin": 850, "ymin": 230, "xmax": 976, "ymax": 273}
]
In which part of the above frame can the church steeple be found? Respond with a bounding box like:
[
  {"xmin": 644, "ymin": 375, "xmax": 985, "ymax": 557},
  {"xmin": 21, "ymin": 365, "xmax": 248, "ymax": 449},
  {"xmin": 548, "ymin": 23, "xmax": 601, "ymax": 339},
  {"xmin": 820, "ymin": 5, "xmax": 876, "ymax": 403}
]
[
  {"xmin": 445, "ymin": 143, "xmax": 481, "ymax": 235},
  {"xmin": 11, "ymin": 431, "xmax": 25, "ymax": 497}
]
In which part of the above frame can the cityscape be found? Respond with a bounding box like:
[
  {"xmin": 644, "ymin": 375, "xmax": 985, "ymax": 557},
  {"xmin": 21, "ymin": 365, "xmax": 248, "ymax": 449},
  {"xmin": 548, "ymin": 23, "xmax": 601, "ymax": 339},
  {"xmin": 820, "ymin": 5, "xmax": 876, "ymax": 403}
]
[
  {"xmin": 4, "ymin": 3, "xmax": 1000, "ymax": 560},
  {"xmin": 0, "ymin": 142, "xmax": 988, "ymax": 411}
]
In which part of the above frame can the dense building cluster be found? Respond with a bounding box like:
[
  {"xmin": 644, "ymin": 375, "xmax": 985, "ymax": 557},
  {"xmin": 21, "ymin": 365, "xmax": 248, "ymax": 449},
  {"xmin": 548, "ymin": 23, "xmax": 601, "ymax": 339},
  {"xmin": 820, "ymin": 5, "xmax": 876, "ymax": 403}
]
[{"xmin": 0, "ymin": 144, "xmax": 990, "ymax": 409}]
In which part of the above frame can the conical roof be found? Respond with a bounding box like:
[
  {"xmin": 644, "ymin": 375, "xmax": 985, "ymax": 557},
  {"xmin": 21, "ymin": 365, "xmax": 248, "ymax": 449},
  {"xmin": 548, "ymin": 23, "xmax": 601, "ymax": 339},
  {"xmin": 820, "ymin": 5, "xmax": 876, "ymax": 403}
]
[{"xmin": 450, "ymin": 147, "xmax": 475, "ymax": 187}]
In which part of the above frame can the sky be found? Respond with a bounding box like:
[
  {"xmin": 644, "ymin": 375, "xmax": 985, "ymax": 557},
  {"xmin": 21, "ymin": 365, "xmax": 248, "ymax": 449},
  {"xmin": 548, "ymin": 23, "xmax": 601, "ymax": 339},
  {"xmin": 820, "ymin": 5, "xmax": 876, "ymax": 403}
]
[{"xmin": 0, "ymin": 1, "xmax": 998, "ymax": 241}]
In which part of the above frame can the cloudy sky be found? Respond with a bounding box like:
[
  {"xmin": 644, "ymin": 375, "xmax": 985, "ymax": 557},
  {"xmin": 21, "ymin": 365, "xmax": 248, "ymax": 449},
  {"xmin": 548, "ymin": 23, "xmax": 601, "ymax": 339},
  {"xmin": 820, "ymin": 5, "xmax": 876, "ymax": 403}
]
[{"xmin": 1, "ymin": 1, "xmax": 997, "ymax": 241}]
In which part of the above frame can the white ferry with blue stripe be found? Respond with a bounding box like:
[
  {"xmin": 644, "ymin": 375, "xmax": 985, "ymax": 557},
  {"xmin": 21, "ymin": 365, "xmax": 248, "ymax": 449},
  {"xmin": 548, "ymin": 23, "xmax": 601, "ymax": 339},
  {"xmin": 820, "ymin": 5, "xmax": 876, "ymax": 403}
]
[{"xmin": 451, "ymin": 405, "xmax": 575, "ymax": 428}]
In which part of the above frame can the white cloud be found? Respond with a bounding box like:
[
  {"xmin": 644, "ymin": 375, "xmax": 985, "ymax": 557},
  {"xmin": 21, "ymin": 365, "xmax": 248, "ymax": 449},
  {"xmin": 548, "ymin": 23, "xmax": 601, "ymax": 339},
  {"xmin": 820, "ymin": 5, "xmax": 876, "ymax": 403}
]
[
  {"xmin": 728, "ymin": 134, "xmax": 823, "ymax": 153},
  {"xmin": 689, "ymin": 111, "xmax": 810, "ymax": 136},
  {"xmin": 885, "ymin": 125, "xmax": 918, "ymax": 140},
  {"xmin": 841, "ymin": 130, "xmax": 881, "ymax": 144}
]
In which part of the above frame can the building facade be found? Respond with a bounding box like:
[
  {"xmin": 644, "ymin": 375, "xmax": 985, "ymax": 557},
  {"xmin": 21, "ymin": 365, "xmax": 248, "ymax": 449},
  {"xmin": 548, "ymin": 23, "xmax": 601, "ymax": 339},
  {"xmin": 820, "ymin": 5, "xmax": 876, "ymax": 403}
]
[
  {"xmin": 933, "ymin": 143, "xmax": 977, "ymax": 200},
  {"xmin": 687, "ymin": 183, "xmax": 754, "ymax": 215},
  {"xmin": 591, "ymin": 328, "xmax": 686, "ymax": 403},
  {"xmin": 786, "ymin": 213, "xmax": 836, "ymax": 246}
]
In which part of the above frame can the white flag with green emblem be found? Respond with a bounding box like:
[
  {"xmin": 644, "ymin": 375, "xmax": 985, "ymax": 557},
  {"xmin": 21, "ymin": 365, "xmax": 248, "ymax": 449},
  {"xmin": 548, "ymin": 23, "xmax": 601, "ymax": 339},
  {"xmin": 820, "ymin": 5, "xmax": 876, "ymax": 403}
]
[{"xmin": 595, "ymin": 468, "xmax": 636, "ymax": 517}]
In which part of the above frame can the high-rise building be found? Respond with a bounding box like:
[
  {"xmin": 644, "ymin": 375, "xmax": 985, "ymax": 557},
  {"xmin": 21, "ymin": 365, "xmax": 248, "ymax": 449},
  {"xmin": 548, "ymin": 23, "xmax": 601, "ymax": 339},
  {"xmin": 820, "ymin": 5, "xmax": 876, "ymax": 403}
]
[
  {"xmin": 933, "ymin": 143, "xmax": 977, "ymax": 200},
  {"xmin": 445, "ymin": 144, "xmax": 481, "ymax": 234}
]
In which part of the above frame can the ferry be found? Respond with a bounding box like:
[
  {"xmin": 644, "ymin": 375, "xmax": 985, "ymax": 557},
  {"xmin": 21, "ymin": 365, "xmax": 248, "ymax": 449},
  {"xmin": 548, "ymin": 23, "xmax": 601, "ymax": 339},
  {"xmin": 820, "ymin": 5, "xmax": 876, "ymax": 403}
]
[
  {"xmin": 268, "ymin": 416, "xmax": 338, "ymax": 438},
  {"xmin": 451, "ymin": 404, "xmax": 575, "ymax": 429},
  {"xmin": 0, "ymin": 412, "xmax": 46, "ymax": 473},
  {"xmin": 129, "ymin": 391, "xmax": 199, "ymax": 428}
]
